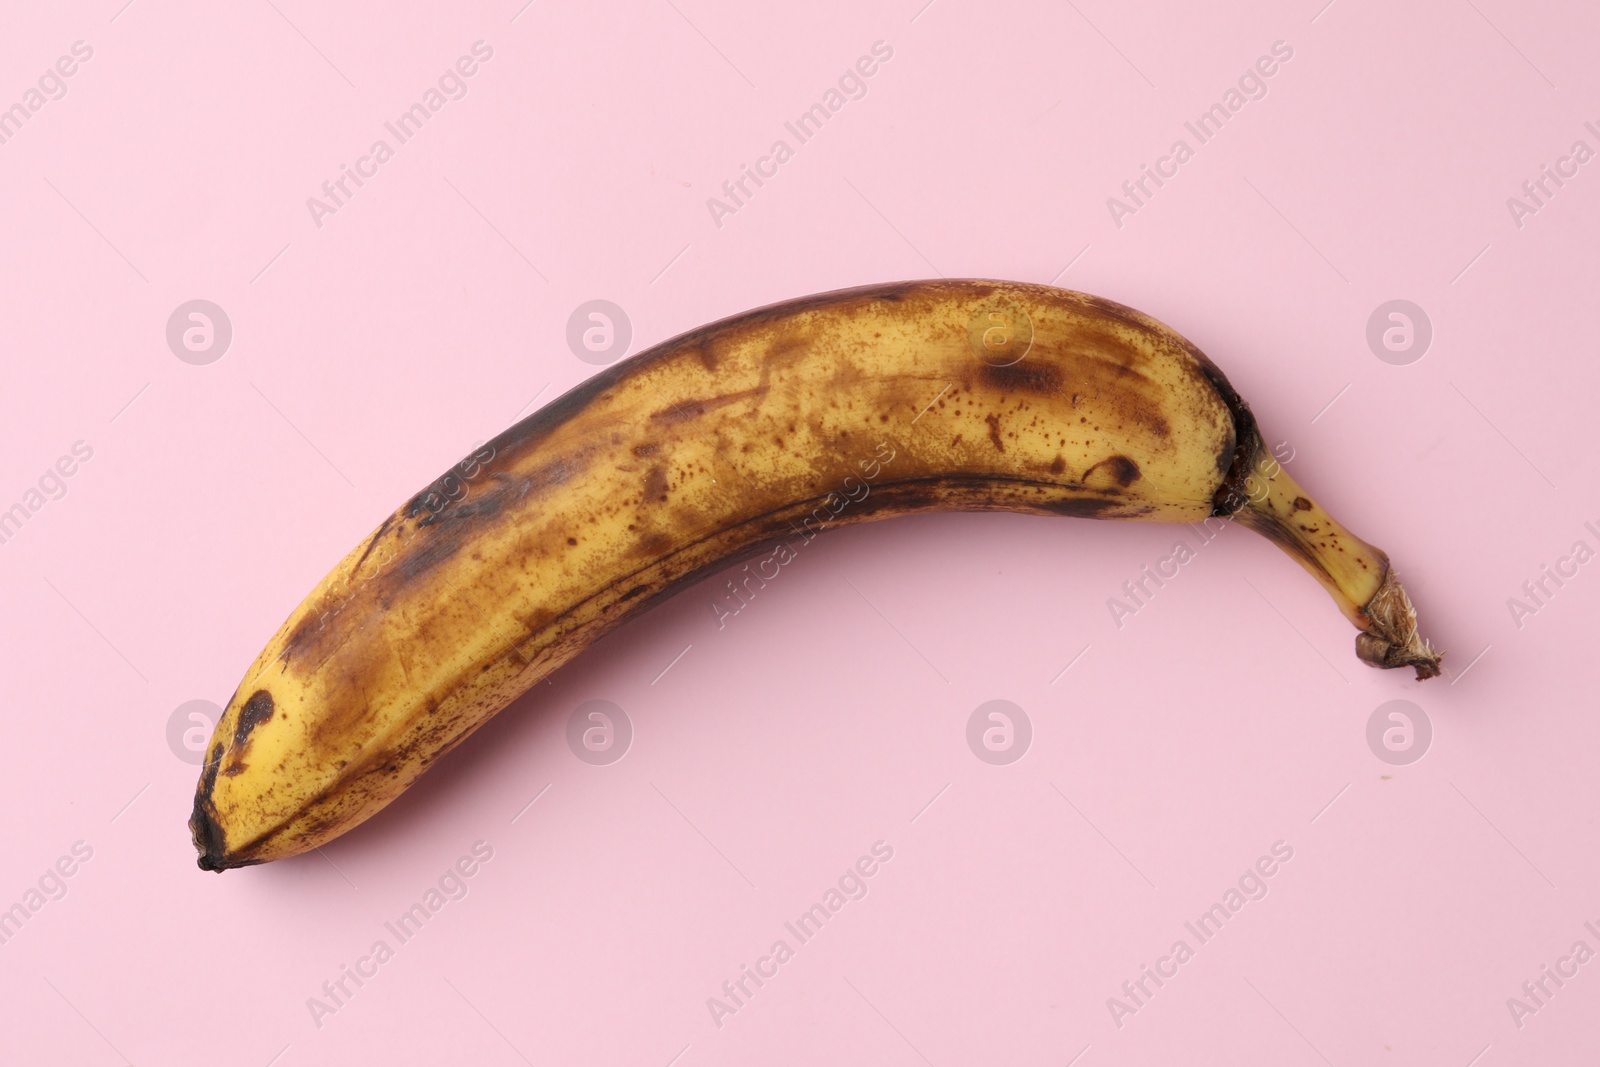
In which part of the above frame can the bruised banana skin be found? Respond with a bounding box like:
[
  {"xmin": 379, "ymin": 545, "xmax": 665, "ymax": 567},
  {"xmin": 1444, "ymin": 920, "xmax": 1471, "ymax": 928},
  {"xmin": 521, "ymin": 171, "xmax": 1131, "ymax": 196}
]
[{"xmin": 191, "ymin": 280, "xmax": 1441, "ymax": 871}]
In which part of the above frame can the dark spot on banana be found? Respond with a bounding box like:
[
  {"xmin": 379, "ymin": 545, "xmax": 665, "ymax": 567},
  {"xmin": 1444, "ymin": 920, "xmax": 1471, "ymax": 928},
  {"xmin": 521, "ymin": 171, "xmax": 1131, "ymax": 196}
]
[
  {"xmin": 985, "ymin": 413, "xmax": 1004, "ymax": 451},
  {"xmin": 765, "ymin": 335, "xmax": 810, "ymax": 364},
  {"xmin": 1293, "ymin": 496, "xmax": 1312, "ymax": 511},
  {"xmin": 1050, "ymin": 455, "xmax": 1067, "ymax": 475},
  {"xmin": 234, "ymin": 690, "xmax": 275, "ymax": 747},
  {"xmin": 189, "ymin": 791, "xmax": 235, "ymax": 872},
  {"xmin": 650, "ymin": 384, "xmax": 769, "ymax": 424},
  {"xmin": 1084, "ymin": 455, "xmax": 1141, "ymax": 487},
  {"xmin": 633, "ymin": 442, "xmax": 659, "ymax": 458},
  {"xmin": 643, "ymin": 466, "xmax": 669, "ymax": 503},
  {"xmin": 858, "ymin": 484, "xmax": 943, "ymax": 513},
  {"xmin": 190, "ymin": 741, "xmax": 242, "ymax": 872},
  {"xmin": 1210, "ymin": 424, "xmax": 1262, "ymax": 517},
  {"xmin": 200, "ymin": 742, "xmax": 224, "ymax": 795},
  {"xmin": 351, "ymin": 514, "xmax": 397, "ymax": 574},
  {"xmin": 1038, "ymin": 496, "xmax": 1128, "ymax": 518},
  {"xmin": 979, "ymin": 359, "xmax": 1062, "ymax": 394},
  {"xmin": 632, "ymin": 531, "xmax": 675, "ymax": 558},
  {"xmin": 656, "ymin": 399, "xmax": 700, "ymax": 422},
  {"xmin": 395, "ymin": 531, "xmax": 466, "ymax": 583}
]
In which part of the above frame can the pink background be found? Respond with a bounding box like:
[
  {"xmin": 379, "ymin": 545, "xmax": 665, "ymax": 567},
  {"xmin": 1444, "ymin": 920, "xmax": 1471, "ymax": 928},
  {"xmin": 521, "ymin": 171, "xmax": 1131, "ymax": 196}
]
[{"xmin": 1, "ymin": 0, "xmax": 1596, "ymax": 1063}]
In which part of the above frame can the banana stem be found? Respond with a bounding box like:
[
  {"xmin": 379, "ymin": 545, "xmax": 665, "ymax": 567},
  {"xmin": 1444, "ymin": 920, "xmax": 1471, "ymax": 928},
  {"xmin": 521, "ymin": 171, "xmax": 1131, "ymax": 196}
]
[{"xmin": 1229, "ymin": 445, "xmax": 1442, "ymax": 680}]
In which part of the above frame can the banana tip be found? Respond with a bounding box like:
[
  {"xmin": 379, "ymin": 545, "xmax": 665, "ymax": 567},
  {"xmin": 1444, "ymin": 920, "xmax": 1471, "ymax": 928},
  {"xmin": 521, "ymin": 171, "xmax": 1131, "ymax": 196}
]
[
  {"xmin": 1356, "ymin": 571, "xmax": 1443, "ymax": 681},
  {"xmin": 189, "ymin": 795, "xmax": 249, "ymax": 873}
]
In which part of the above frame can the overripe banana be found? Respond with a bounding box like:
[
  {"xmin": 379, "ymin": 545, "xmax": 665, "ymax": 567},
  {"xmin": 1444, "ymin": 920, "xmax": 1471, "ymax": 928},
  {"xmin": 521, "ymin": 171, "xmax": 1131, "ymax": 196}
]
[{"xmin": 191, "ymin": 280, "xmax": 1441, "ymax": 871}]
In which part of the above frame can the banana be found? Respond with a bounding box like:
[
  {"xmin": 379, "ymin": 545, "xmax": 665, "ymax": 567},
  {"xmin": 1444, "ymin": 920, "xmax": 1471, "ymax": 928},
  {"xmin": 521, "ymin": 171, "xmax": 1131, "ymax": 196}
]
[{"xmin": 190, "ymin": 280, "xmax": 1441, "ymax": 871}]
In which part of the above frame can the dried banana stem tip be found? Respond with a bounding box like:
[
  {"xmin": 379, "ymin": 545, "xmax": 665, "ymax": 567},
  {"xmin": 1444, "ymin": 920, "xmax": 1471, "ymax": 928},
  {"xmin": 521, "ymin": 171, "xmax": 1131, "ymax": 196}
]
[{"xmin": 1355, "ymin": 571, "xmax": 1443, "ymax": 680}]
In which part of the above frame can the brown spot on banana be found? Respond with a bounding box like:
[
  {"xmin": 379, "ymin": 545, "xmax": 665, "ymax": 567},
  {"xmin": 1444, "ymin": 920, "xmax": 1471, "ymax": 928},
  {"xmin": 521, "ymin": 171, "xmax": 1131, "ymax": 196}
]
[
  {"xmin": 642, "ymin": 465, "xmax": 669, "ymax": 504},
  {"xmin": 692, "ymin": 340, "xmax": 718, "ymax": 372},
  {"xmin": 189, "ymin": 279, "xmax": 1442, "ymax": 872},
  {"xmin": 1084, "ymin": 455, "xmax": 1142, "ymax": 489},
  {"xmin": 650, "ymin": 384, "xmax": 769, "ymax": 425},
  {"xmin": 984, "ymin": 412, "xmax": 1005, "ymax": 452},
  {"xmin": 979, "ymin": 359, "xmax": 1064, "ymax": 395},
  {"xmin": 232, "ymin": 690, "xmax": 275, "ymax": 747}
]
